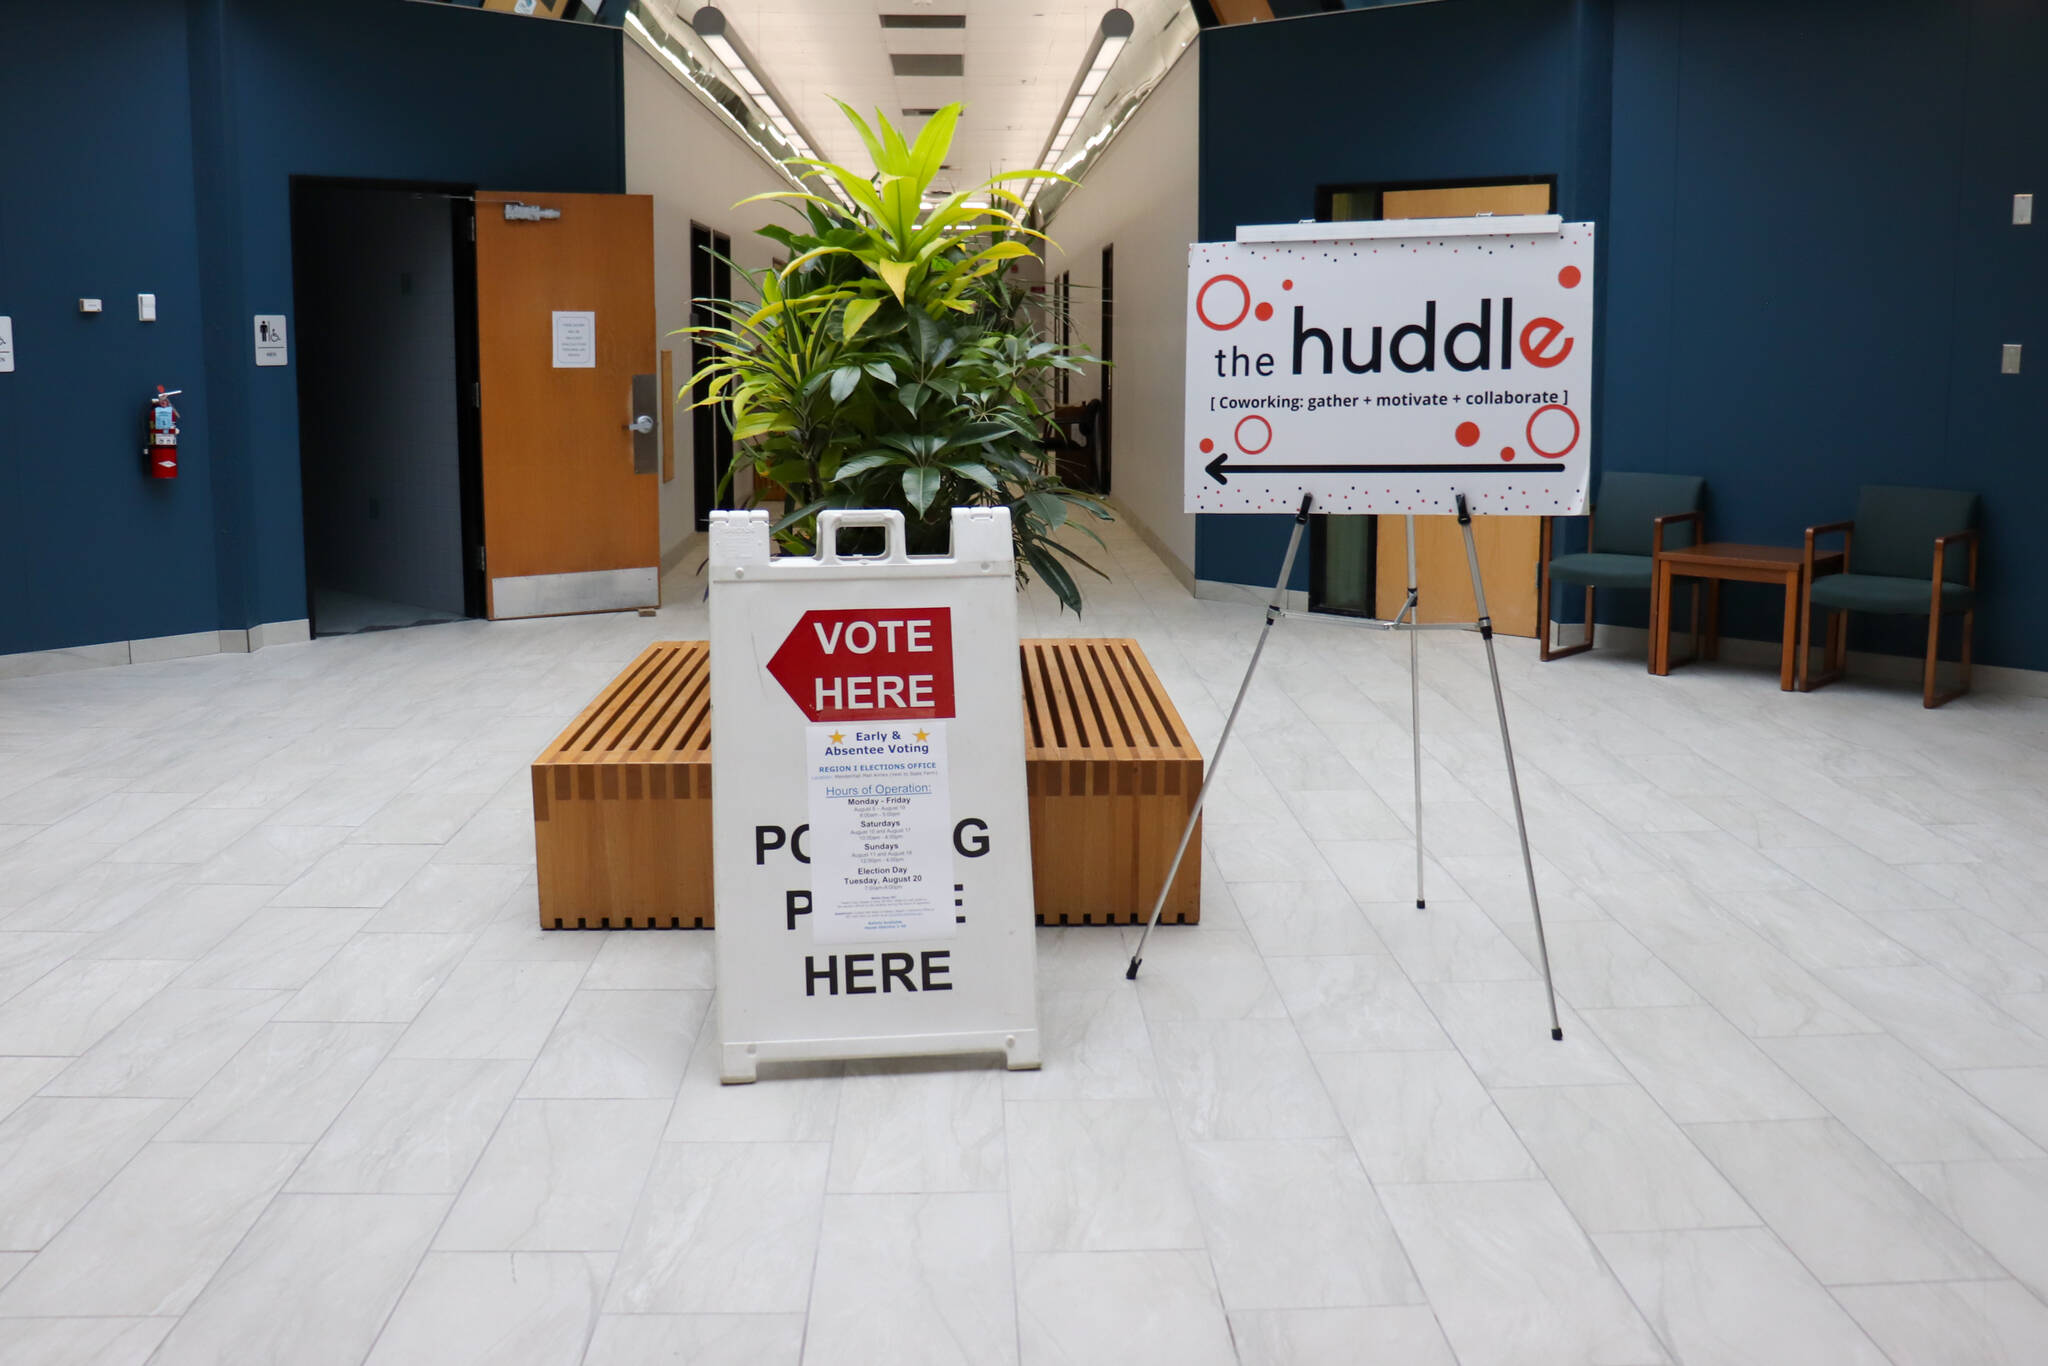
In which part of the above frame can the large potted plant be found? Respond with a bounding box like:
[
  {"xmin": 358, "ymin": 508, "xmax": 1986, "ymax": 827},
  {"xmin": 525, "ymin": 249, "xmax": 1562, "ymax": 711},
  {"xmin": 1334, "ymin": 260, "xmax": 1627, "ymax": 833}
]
[{"xmin": 687, "ymin": 102, "xmax": 1110, "ymax": 612}]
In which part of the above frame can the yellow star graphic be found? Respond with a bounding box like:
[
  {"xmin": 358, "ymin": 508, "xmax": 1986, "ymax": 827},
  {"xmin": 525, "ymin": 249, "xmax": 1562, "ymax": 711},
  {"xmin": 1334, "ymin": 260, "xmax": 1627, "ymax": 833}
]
[
  {"xmin": 828, "ymin": 731, "xmax": 845, "ymax": 744},
  {"xmin": 914, "ymin": 729, "xmax": 930, "ymax": 742}
]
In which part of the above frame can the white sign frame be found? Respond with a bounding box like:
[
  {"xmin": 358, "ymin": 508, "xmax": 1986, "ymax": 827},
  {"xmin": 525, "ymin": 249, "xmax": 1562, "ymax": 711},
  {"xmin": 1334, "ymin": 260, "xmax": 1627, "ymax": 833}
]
[
  {"xmin": 709, "ymin": 506, "xmax": 1041, "ymax": 1083},
  {"xmin": 1185, "ymin": 216, "xmax": 1594, "ymax": 517}
]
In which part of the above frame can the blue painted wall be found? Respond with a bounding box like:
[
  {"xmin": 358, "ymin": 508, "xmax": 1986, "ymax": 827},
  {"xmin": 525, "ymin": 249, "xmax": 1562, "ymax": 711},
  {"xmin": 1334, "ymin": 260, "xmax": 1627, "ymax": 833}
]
[
  {"xmin": 1195, "ymin": 0, "xmax": 1609, "ymax": 592},
  {"xmin": 0, "ymin": 5, "xmax": 222, "ymax": 652},
  {"xmin": 0, "ymin": 0, "xmax": 623, "ymax": 655},
  {"xmin": 1197, "ymin": 0, "xmax": 2044, "ymax": 669},
  {"xmin": 1604, "ymin": 0, "xmax": 2043, "ymax": 666}
]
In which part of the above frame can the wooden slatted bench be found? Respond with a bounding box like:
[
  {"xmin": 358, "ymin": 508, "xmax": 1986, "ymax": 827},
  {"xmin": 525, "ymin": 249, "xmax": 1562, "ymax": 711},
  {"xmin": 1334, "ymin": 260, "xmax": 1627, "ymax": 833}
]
[
  {"xmin": 531, "ymin": 637, "xmax": 1201, "ymax": 929},
  {"xmin": 532, "ymin": 641, "xmax": 713, "ymax": 929},
  {"xmin": 1020, "ymin": 638, "xmax": 1202, "ymax": 926}
]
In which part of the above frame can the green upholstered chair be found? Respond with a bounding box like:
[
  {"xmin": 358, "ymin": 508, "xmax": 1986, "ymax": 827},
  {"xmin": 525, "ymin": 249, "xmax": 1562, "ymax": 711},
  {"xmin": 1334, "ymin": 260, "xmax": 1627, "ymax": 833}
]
[
  {"xmin": 1539, "ymin": 472, "xmax": 1707, "ymax": 663},
  {"xmin": 1799, "ymin": 485, "xmax": 1980, "ymax": 707}
]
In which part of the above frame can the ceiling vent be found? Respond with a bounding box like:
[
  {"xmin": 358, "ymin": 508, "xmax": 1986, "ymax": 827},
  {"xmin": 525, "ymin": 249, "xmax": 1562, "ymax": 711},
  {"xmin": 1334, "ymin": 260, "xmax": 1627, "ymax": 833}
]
[
  {"xmin": 880, "ymin": 13, "xmax": 967, "ymax": 27},
  {"xmin": 890, "ymin": 53, "xmax": 965, "ymax": 77}
]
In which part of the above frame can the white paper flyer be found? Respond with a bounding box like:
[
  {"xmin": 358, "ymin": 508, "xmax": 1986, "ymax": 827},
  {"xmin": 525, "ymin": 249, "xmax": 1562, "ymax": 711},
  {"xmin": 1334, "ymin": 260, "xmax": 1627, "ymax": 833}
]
[{"xmin": 805, "ymin": 721, "xmax": 955, "ymax": 944}]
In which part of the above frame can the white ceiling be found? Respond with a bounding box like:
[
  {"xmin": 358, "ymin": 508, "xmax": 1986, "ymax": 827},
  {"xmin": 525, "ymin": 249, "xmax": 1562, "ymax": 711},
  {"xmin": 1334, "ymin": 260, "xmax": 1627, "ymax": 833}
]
[{"xmin": 664, "ymin": 0, "xmax": 1189, "ymax": 198}]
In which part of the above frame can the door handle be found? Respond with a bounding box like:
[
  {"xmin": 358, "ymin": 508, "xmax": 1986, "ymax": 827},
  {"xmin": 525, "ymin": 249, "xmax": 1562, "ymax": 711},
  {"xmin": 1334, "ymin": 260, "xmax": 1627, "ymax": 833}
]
[{"xmin": 628, "ymin": 373, "xmax": 658, "ymax": 474}]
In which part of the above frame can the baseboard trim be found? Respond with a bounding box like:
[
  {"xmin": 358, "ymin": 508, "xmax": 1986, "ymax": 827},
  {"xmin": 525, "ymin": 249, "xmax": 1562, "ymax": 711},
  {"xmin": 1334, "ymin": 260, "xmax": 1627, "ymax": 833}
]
[
  {"xmin": 1547, "ymin": 620, "xmax": 2048, "ymax": 698},
  {"xmin": 0, "ymin": 618, "xmax": 313, "ymax": 681},
  {"xmin": 1197, "ymin": 578, "xmax": 1309, "ymax": 612}
]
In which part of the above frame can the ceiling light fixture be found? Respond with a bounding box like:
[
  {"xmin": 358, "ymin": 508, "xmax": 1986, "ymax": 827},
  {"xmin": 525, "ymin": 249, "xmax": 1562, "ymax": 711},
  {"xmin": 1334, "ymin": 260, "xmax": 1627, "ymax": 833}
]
[
  {"xmin": 1024, "ymin": 8, "xmax": 1134, "ymax": 210},
  {"xmin": 691, "ymin": 6, "xmax": 822, "ymax": 164}
]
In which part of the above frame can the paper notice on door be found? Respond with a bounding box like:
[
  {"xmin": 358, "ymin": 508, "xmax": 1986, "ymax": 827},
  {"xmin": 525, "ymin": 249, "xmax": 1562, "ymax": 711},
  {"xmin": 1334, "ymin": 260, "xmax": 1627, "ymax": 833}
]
[
  {"xmin": 806, "ymin": 722, "xmax": 955, "ymax": 944},
  {"xmin": 551, "ymin": 310, "xmax": 595, "ymax": 368}
]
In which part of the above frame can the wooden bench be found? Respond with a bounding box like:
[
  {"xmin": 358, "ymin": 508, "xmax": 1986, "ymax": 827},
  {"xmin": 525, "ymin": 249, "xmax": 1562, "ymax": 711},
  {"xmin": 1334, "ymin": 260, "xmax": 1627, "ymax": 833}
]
[
  {"xmin": 1020, "ymin": 638, "xmax": 1202, "ymax": 926},
  {"xmin": 532, "ymin": 642, "xmax": 713, "ymax": 929},
  {"xmin": 531, "ymin": 638, "xmax": 1201, "ymax": 929}
]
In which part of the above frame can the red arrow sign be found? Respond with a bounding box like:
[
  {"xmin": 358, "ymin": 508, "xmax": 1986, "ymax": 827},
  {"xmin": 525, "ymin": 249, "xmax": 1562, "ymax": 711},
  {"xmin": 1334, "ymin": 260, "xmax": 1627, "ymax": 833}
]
[{"xmin": 767, "ymin": 608, "xmax": 956, "ymax": 722}]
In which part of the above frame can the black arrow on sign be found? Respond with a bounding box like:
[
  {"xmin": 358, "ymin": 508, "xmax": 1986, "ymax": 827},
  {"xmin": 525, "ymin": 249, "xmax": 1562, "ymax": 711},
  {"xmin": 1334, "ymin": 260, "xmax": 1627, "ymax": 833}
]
[{"xmin": 1205, "ymin": 451, "xmax": 1568, "ymax": 485}]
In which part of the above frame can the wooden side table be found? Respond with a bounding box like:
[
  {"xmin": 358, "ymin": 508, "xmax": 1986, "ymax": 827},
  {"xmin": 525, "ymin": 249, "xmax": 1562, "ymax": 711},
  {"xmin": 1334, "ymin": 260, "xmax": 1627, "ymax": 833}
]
[{"xmin": 1651, "ymin": 543, "xmax": 1843, "ymax": 690}]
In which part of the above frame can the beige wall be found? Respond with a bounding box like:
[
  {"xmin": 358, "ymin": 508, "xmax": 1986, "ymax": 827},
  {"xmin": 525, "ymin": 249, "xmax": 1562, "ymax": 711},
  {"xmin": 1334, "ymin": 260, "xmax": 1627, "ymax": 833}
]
[
  {"xmin": 622, "ymin": 42, "xmax": 797, "ymax": 560},
  {"xmin": 1042, "ymin": 45, "xmax": 1200, "ymax": 583}
]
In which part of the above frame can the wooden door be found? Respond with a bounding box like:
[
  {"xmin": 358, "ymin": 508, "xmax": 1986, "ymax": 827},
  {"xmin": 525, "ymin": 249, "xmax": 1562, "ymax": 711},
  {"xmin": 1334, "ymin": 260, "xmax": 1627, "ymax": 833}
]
[
  {"xmin": 1368, "ymin": 181, "xmax": 1553, "ymax": 635},
  {"xmin": 1375, "ymin": 516, "xmax": 1540, "ymax": 638},
  {"xmin": 475, "ymin": 191, "xmax": 657, "ymax": 618}
]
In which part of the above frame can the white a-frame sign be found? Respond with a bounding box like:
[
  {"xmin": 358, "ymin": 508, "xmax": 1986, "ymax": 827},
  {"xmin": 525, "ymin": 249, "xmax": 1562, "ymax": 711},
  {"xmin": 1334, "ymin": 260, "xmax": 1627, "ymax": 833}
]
[{"xmin": 709, "ymin": 507, "xmax": 1041, "ymax": 1082}]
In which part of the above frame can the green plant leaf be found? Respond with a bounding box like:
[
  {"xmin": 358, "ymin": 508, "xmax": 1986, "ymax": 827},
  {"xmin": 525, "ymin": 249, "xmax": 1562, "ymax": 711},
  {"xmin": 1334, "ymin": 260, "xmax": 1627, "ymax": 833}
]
[
  {"xmin": 835, "ymin": 451, "xmax": 901, "ymax": 478},
  {"xmin": 901, "ymin": 466, "xmax": 940, "ymax": 515},
  {"xmin": 875, "ymin": 258, "xmax": 914, "ymax": 304},
  {"xmin": 842, "ymin": 297, "xmax": 882, "ymax": 341},
  {"xmin": 1024, "ymin": 490, "xmax": 1069, "ymax": 528},
  {"xmin": 944, "ymin": 460, "xmax": 1000, "ymax": 490},
  {"xmin": 907, "ymin": 104, "xmax": 961, "ymax": 188},
  {"xmin": 828, "ymin": 365, "xmax": 862, "ymax": 403}
]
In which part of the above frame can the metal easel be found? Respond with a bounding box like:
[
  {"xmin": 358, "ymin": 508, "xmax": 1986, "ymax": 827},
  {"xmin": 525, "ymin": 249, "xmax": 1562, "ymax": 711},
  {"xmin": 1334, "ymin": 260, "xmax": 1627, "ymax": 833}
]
[{"xmin": 1126, "ymin": 490, "xmax": 1564, "ymax": 1042}]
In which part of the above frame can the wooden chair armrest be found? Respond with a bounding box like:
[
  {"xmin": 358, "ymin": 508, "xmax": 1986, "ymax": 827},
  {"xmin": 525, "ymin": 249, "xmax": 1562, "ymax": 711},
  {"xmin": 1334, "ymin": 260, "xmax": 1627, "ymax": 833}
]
[
  {"xmin": 1933, "ymin": 528, "xmax": 1979, "ymax": 587},
  {"xmin": 1651, "ymin": 510, "xmax": 1700, "ymax": 555},
  {"xmin": 1805, "ymin": 519, "xmax": 1853, "ymax": 576}
]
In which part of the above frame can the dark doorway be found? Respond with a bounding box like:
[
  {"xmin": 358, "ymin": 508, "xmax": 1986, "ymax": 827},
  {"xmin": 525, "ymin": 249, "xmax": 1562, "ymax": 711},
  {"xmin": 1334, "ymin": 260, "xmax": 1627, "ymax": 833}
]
[
  {"xmin": 1054, "ymin": 271, "xmax": 1072, "ymax": 405},
  {"xmin": 690, "ymin": 223, "xmax": 734, "ymax": 532},
  {"xmin": 290, "ymin": 178, "xmax": 482, "ymax": 637},
  {"xmin": 1099, "ymin": 244, "xmax": 1114, "ymax": 494}
]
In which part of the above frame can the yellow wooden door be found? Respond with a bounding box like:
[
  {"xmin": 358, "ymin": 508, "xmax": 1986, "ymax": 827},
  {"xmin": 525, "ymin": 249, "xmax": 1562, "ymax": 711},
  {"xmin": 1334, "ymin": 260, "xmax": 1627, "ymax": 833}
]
[
  {"xmin": 475, "ymin": 191, "xmax": 658, "ymax": 619},
  {"xmin": 1366, "ymin": 182, "xmax": 1552, "ymax": 635}
]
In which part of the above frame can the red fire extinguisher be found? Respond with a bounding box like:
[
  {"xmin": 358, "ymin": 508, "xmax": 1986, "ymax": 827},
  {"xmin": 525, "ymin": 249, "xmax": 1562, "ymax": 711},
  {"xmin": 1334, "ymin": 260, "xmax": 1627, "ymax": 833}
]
[{"xmin": 145, "ymin": 386, "xmax": 182, "ymax": 479}]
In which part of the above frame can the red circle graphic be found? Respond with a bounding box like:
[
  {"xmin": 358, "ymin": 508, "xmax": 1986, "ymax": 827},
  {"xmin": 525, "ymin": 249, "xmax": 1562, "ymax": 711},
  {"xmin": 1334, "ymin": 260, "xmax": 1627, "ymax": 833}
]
[
  {"xmin": 1455, "ymin": 421, "xmax": 1480, "ymax": 447},
  {"xmin": 1558, "ymin": 265, "xmax": 1582, "ymax": 289},
  {"xmin": 1500, "ymin": 446, "xmax": 1517, "ymax": 461},
  {"xmin": 1199, "ymin": 438, "xmax": 1214, "ymax": 453},
  {"xmin": 1234, "ymin": 414, "xmax": 1273, "ymax": 455},
  {"xmin": 1195, "ymin": 275, "xmax": 1252, "ymax": 330},
  {"xmin": 1526, "ymin": 404, "xmax": 1580, "ymax": 459},
  {"xmin": 1254, "ymin": 302, "xmax": 1274, "ymax": 322}
]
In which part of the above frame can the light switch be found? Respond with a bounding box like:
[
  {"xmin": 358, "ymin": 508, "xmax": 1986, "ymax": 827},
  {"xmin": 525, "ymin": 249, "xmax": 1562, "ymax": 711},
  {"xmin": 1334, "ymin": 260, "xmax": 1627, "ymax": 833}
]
[
  {"xmin": 2003, "ymin": 344, "xmax": 2023, "ymax": 375},
  {"xmin": 2017, "ymin": 194, "xmax": 2034, "ymax": 226},
  {"xmin": 138, "ymin": 294, "xmax": 157, "ymax": 322},
  {"xmin": 78, "ymin": 298, "xmax": 102, "ymax": 314}
]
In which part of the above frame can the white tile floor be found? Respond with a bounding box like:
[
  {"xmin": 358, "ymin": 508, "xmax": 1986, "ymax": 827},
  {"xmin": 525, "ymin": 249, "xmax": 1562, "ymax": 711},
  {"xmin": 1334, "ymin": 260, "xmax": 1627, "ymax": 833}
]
[{"xmin": 2, "ymin": 517, "xmax": 2048, "ymax": 1365}]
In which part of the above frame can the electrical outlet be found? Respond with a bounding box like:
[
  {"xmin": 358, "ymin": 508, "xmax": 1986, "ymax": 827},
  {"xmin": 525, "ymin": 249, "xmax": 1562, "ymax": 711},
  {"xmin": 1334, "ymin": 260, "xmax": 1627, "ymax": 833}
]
[
  {"xmin": 78, "ymin": 298, "xmax": 102, "ymax": 314},
  {"xmin": 2003, "ymin": 344, "xmax": 2023, "ymax": 375},
  {"xmin": 138, "ymin": 294, "xmax": 157, "ymax": 322},
  {"xmin": 2017, "ymin": 193, "xmax": 2034, "ymax": 226}
]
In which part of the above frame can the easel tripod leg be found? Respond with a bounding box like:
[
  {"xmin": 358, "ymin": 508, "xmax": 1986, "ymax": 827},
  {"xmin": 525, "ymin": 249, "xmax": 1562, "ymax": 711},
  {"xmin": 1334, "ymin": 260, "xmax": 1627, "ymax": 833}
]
[
  {"xmin": 1454, "ymin": 495, "xmax": 1564, "ymax": 1041},
  {"xmin": 1128, "ymin": 493, "xmax": 1315, "ymax": 980},
  {"xmin": 1406, "ymin": 514, "xmax": 1424, "ymax": 910}
]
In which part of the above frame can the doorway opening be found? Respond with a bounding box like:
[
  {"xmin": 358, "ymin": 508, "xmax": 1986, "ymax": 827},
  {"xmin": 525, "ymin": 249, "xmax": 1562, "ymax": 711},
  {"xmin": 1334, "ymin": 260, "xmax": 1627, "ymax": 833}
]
[
  {"xmin": 290, "ymin": 178, "xmax": 483, "ymax": 637},
  {"xmin": 1099, "ymin": 243, "xmax": 1114, "ymax": 494},
  {"xmin": 690, "ymin": 223, "xmax": 734, "ymax": 532},
  {"xmin": 1307, "ymin": 176, "xmax": 1555, "ymax": 633}
]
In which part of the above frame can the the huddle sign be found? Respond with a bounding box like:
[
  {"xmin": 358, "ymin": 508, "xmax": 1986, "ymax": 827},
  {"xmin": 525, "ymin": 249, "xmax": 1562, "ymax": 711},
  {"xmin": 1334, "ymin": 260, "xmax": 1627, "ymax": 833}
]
[
  {"xmin": 708, "ymin": 507, "xmax": 1040, "ymax": 1083},
  {"xmin": 1183, "ymin": 218, "xmax": 1595, "ymax": 516}
]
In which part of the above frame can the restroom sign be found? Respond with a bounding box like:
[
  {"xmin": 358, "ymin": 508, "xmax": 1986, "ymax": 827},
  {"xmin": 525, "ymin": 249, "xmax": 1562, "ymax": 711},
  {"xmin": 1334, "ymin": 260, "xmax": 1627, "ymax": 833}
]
[
  {"xmin": 709, "ymin": 507, "xmax": 1041, "ymax": 1083},
  {"xmin": 1184, "ymin": 215, "xmax": 1594, "ymax": 517}
]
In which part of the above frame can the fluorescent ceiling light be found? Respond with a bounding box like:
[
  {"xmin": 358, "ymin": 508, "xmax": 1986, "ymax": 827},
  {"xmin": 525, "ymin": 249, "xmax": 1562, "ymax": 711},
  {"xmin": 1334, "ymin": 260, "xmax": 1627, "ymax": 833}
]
[
  {"xmin": 1025, "ymin": 9, "xmax": 1133, "ymax": 208},
  {"xmin": 691, "ymin": 7, "xmax": 822, "ymax": 163}
]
